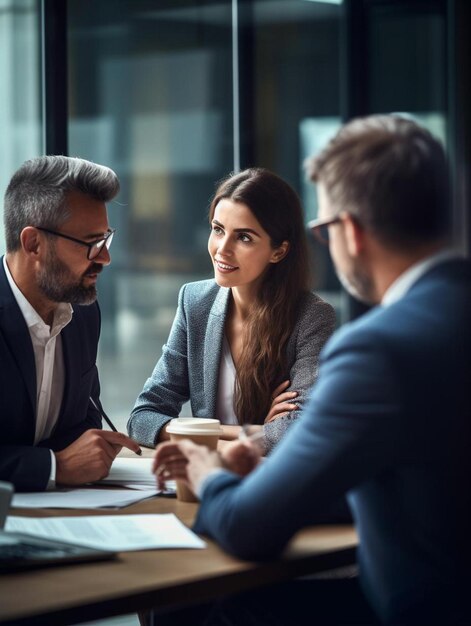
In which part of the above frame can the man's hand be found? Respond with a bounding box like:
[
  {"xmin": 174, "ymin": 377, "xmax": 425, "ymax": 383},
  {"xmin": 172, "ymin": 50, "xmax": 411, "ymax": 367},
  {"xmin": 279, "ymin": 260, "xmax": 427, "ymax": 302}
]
[
  {"xmin": 153, "ymin": 439, "xmax": 222, "ymax": 494},
  {"xmin": 264, "ymin": 379, "xmax": 298, "ymax": 423},
  {"xmin": 221, "ymin": 439, "xmax": 262, "ymax": 476},
  {"xmin": 153, "ymin": 441, "xmax": 191, "ymax": 489},
  {"xmin": 153, "ymin": 437, "xmax": 262, "ymax": 495},
  {"xmin": 55, "ymin": 429, "xmax": 141, "ymax": 486}
]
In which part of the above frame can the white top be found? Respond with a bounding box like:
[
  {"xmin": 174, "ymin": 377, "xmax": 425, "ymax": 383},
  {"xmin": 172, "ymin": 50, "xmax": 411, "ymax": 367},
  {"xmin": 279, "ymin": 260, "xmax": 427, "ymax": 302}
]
[
  {"xmin": 215, "ymin": 336, "xmax": 238, "ymax": 425},
  {"xmin": 3, "ymin": 256, "xmax": 73, "ymax": 486}
]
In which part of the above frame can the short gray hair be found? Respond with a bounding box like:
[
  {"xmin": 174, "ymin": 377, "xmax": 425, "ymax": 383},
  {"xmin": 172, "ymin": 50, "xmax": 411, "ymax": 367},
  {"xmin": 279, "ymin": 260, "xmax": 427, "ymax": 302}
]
[
  {"xmin": 305, "ymin": 114, "xmax": 449, "ymax": 250},
  {"xmin": 3, "ymin": 155, "xmax": 120, "ymax": 252}
]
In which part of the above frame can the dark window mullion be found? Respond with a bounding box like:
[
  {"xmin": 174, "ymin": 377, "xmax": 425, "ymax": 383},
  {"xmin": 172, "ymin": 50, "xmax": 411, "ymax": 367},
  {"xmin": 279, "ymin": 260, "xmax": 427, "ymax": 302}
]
[{"xmin": 41, "ymin": 0, "xmax": 68, "ymax": 155}]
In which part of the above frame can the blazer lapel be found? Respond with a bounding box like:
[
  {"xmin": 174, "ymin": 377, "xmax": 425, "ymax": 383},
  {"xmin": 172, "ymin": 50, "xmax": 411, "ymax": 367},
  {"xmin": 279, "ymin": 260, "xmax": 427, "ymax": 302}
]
[
  {"xmin": 0, "ymin": 260, "xmax": 36, "ymax": 413},
  {"xmin": 204, "ymin": 287, "xmax": 230, "ymax": 417}
]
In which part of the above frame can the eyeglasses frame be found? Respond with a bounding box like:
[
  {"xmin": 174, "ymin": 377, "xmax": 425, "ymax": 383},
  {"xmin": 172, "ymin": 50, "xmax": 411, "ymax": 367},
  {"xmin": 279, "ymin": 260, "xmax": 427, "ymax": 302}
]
[
  {"xmin": 306, "ymin": 215, "xmax": 344, "ymax": 245},
  {"xmin": 35, "ymin": 227, "xmax": 116, "ymax": 260}
]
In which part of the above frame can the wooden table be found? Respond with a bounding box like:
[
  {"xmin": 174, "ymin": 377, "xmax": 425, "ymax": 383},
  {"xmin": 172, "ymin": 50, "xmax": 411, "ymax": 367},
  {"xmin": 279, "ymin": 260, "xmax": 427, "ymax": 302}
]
[{"xmin": 0, "ymin": 460, "xmax": 358, "ymax": 625}]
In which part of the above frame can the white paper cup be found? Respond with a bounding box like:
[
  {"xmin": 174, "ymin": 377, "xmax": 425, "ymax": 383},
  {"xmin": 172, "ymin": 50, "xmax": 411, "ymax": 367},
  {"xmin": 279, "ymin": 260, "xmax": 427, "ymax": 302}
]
[{"xmin": 166, "ymin": 418, "xmax": 222, "ymax": 502}]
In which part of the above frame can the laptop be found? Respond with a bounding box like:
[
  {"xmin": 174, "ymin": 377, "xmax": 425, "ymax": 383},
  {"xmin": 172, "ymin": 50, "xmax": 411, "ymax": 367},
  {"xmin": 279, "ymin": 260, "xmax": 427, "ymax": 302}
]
[{"xmin": 0, "ymin": 481, "xmax": 117, "ymax": 573}]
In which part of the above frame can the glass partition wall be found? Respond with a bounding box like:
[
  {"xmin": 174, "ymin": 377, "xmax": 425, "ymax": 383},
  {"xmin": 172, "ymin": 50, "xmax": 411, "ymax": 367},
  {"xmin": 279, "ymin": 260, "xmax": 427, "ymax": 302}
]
[
  {"xmin": 64, "ymin": 0, "xmax": 451, "ymax": 428},
  {"xmin": 68, "ymin": 1, "xmax": 234, "ymax": 425},
  {"xmin": 0, "ymin": 0, "xmax": 42, "ymax": 256},
  {"xmin": 67, "ymin": 0, "xmax": 346, "ymax": 427}
]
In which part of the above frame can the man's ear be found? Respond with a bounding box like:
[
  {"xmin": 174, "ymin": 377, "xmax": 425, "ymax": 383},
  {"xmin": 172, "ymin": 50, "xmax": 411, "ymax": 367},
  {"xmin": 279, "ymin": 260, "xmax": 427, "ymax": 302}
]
[
  {"xmin": 343, "ymin": 215, "xmax": 364, "ymax": 257},
  {"xmin": 20, "ymin": 227, "xmax": 42, "ymax": 257},
  {"xmin": 270, "ymin": 240, "xmax": 290, "ymax": 263}
]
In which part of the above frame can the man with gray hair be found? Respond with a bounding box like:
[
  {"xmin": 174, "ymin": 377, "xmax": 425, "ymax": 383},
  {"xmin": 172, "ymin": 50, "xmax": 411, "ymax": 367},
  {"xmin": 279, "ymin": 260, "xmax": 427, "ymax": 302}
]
[{"xmin": 1, "ymin": 156, "xmax": 140, "ymax": 492}]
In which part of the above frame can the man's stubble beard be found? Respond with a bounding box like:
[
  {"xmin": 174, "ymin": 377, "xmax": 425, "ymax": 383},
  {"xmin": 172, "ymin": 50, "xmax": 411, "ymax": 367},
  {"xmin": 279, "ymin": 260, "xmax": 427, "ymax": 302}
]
[
  {"xmin": 37, "ymin": 248, "xmax": 101, "ymax": 305},
  {"xmin": 335, "ymin": 259, "xmax": 376, "ymax": 306}
]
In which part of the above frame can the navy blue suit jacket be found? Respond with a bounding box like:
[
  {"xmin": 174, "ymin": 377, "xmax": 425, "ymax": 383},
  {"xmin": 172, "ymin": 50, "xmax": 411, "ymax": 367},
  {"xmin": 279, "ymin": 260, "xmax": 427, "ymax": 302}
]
[
  {"xmin": 194, "ymin": 259, "xmax": 471, "ymax": 624},
  {"xmin": 0, "ymin": 258, "xmax": 102, "ymax": 492}
]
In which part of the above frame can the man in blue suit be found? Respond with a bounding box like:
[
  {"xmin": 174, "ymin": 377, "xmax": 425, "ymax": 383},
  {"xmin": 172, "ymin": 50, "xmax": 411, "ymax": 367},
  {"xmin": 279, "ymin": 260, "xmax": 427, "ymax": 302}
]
[
  {"xmin": 1, "ymin": 156, "xmax": 140, "ymax": 492},
  {"xmin": 154, "ymin": 115, "xmax": 471, "ymax": 624}
]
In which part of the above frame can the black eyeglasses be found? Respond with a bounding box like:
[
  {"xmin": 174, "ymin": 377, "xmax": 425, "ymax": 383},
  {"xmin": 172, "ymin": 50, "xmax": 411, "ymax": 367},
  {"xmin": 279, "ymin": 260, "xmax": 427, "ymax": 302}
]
[
  {"xmin": 35, "ymin": 227, "xmax": 116, "ymax": 260},
  {"xmin": 306, "ymin": 215, "xmax": 343, "ymax": 245}
]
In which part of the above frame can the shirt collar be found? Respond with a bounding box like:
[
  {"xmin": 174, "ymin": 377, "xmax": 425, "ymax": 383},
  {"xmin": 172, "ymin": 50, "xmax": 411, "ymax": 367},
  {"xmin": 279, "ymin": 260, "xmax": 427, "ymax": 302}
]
[
  {"xmin": 381, "ymin": 248, "xmax": 461, "ymax": 307},
  {"xmin": 3, "ymin": 256, "xmax": 73, "ymax": 333}
]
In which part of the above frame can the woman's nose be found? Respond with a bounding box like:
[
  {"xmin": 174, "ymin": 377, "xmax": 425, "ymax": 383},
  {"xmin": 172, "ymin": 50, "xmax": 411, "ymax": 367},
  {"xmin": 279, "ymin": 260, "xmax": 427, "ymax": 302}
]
[{"xmin": 218, "ymin": 235, "xmax": 233, "ymax": 256}]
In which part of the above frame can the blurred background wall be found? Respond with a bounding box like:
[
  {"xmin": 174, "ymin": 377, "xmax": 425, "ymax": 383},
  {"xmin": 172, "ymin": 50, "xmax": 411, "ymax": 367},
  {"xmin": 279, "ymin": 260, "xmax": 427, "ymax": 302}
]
[{"xmin": 1, "ymin": 0, "xmax": 469, "ymax": 429}]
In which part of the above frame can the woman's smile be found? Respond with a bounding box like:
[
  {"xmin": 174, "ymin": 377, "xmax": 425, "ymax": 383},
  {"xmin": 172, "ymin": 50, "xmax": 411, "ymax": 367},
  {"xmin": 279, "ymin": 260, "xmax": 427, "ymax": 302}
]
[{"xmin": 215, "ymin": 259, "xmax": 239, "ymax": 273}]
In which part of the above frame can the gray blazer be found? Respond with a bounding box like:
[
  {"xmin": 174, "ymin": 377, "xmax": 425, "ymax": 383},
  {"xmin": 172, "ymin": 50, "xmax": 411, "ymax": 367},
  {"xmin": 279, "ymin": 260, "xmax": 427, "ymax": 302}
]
[{"xmin": 128, "ymin": 279, "xmax": 335, "ymax": 452}]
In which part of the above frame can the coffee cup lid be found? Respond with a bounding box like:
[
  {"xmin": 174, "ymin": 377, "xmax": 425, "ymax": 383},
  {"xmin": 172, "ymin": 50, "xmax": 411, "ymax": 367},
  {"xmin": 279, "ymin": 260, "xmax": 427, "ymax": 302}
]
[{"xmin": 166, "ymin": 417, "xmax": 222, "ymax": 436}]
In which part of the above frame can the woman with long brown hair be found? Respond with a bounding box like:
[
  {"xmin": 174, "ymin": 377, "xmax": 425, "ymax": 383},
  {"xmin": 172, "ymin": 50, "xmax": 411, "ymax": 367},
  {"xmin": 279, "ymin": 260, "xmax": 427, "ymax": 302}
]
[{"xmin": 128, "ymin": 168, "xmax": 335, "ymax": 451}]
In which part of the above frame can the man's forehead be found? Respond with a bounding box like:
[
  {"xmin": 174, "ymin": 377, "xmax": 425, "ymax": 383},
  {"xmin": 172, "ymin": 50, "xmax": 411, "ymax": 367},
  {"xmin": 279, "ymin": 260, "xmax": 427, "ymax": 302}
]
[
  {"xmin": 64, "ymin": 189, "xmax": 105, "ymax": 209},
  {"xmin": 61, "ymin": 193, "xmax": 109, "ymax": 235}
]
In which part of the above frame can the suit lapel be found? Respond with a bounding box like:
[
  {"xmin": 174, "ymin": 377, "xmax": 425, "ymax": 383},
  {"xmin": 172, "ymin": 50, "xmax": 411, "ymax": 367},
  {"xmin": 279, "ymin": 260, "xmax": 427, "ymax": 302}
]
[
  {"xmin": 204, "ymin": 287, "xmax": 230, "ymax": 416},
  {"xmin": 0, "ymin": 259, "xmax": 36, "ymax": 413}
]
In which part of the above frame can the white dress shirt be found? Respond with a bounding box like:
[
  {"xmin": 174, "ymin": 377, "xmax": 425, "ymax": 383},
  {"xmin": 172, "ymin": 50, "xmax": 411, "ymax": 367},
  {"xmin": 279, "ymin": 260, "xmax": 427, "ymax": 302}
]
[{"xmin": 3, "ymin": 257, "xmax": 73, "ymax": 486}]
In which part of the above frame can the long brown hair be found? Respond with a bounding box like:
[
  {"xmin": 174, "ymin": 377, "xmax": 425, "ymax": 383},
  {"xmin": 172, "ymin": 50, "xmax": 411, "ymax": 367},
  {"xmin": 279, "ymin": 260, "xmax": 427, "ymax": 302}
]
[{"xmin": 209, "ymin": 168, "xmax": 311, "ymax": 424}]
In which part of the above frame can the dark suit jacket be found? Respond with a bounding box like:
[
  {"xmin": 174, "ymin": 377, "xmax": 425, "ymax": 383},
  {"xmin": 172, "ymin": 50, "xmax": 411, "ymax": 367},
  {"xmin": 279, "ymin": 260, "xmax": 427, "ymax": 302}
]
[
  {"xmin": 193, "ymin": 258, "xmax": 471, "ymax": 624},
  {"xmin": 0, "ymin": 258, "xmax": 102, "ymax": 492}
]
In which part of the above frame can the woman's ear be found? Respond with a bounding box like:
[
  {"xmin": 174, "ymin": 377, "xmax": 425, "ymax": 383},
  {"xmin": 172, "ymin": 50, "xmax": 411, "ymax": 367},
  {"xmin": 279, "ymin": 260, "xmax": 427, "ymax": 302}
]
[
  {"xmin": 343, "ymin": 215, "xmax": 364, "ymax": 257},
  {"xmin": 270, "ymin": 240, "xmax": 290, "ymax": 264}
]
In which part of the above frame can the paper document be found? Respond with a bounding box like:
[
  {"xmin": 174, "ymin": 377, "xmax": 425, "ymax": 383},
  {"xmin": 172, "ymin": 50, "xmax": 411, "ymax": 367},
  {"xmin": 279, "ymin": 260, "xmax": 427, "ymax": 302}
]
[
  {"xmin": 12, "ymin": 488, "xmax": 159, "ymax": 509},
  {"xmin": 100, "ymin": 457, "xmax": 155, "ymax": 485},
  {"xmin": 98, "ymin": 457, "xmax": 176, "ymax": 493},
  {"xmin": 6, "ymin": 514, "xmax": 206, "ymax": 551}
]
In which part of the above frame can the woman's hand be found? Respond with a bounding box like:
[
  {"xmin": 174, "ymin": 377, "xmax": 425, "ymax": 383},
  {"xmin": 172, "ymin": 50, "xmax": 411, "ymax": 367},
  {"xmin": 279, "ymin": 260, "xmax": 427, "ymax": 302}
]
[
  {"xmin": 264, "ymin": 379, "xmax": 298, "ymax": 423},
  {"xmin": 218, "ymin": 424, "xmax": 244, "ymax": 441}
]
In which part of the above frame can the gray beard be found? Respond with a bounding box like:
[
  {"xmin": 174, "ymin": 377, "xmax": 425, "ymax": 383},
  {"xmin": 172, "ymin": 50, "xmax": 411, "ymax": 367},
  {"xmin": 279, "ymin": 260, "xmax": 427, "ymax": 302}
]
[
  {"xmin": 37, "ymin": 250, "xmax": 99, "ymax": 305},
  {"xmin": 336, "ymin": 266, "xmax": 375, "ymax": 305}
]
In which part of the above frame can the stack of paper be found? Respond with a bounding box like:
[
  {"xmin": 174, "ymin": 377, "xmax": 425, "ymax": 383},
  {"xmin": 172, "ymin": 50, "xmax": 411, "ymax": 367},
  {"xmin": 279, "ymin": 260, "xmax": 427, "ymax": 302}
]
[
  {"xmin": 99, "ymin": 457, "xmax": 156, "ymax": 489},
  {"xmin": 11, "ymin": 457, "xmax": 176, "ymax": 510},
  {"xmin": 99, "ymin": 457, "xmax": 176, "ymax": 493},
  {"xmin": 12, "ymin": 488, "xmax": 159, "ymax": 510},
  {"xmin": 6, "ymin": 514, "xmax": 206, "ymax": 550}
]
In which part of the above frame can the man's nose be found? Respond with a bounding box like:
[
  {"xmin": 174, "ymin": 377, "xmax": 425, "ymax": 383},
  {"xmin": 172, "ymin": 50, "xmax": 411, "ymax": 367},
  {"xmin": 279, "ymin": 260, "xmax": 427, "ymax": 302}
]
[{"xmin": 94, "ymin": 245, "xmax": 111, "ymax": 266}]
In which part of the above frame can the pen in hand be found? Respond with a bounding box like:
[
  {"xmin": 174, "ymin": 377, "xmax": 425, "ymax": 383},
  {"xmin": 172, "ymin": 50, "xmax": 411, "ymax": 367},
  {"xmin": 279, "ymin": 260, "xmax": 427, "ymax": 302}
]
[
  {"xmin": 89, "ymin": 396, "xmax": 117, "ymax": 431},
  {"xmin": 89, "ymin": 396, "xmax": 142, "ymax": 456}
]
